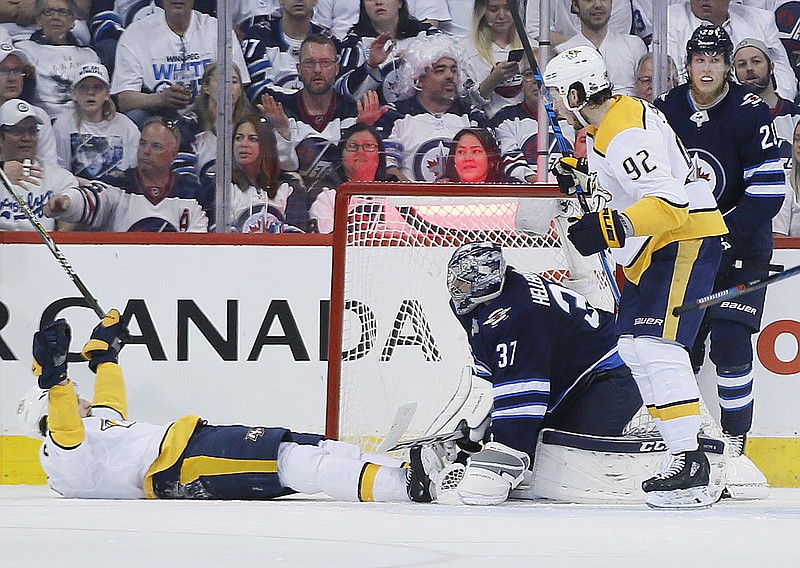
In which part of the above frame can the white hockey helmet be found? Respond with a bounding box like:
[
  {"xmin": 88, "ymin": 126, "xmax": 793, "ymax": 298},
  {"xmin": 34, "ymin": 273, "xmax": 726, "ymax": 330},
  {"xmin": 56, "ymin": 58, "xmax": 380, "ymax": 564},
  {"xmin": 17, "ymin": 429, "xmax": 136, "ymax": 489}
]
[
  {"xmin": 543, "ymin": 46, "xmax": 610, "ymax": 113},
  {"xmin": 17, "ymin": 385, "xmax": 49, "ymax": 439}
]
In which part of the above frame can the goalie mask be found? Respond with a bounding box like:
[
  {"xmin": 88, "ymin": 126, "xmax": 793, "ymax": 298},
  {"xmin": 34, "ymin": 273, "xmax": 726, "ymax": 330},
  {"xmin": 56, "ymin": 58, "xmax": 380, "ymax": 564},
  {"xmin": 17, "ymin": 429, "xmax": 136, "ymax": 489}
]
[
  {"xmin": 543, "ymin": 46, "xmax": 610, "ymax": 115},
  {"xmin": 447, "ymin": 242, "xmax": 507, "ymax": 315}
]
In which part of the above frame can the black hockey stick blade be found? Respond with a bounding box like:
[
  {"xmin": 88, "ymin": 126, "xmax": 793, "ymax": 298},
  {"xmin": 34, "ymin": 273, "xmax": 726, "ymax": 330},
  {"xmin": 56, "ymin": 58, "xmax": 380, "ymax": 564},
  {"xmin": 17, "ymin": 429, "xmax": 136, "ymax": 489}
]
[{"xmin": 672, "ymin": 264, "xmax": 800, "ymax": 316}]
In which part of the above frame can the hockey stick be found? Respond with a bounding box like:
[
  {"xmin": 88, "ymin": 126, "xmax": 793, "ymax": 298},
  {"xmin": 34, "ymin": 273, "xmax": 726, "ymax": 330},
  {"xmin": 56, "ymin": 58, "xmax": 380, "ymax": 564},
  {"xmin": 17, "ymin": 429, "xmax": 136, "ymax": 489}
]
[
  {"xmin": 387, "ymin": 426, "xmax": 467, "ymax": 452},
  {"xmin": 672, "ymin": 264, "xmax": 800, "ymax": 316},
  {"xmin": 504, "ymin": 0, "xmax": 621, "ymax": 305},
  {"xmin": 376, "ymin": 402, "xmax": 418, "ymax": 453},
  {"xmin": 0, "ymin": 168, "xmax": 105, "ymax": 319}
]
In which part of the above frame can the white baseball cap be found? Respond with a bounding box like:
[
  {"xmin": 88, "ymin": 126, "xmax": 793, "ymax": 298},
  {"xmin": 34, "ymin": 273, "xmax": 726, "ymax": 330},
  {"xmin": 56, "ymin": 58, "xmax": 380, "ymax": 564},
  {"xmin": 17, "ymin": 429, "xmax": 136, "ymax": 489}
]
[
  {"xmin": 72, "ymin": 63, "xmax": 110, "ymax": 89},
  {"xmin": 0, "ymin": 99, "xmax": 43, "ymax": 127},
  {"xmin": 0, "ymin": 42, "xmax": 29, "ymax": 66}
]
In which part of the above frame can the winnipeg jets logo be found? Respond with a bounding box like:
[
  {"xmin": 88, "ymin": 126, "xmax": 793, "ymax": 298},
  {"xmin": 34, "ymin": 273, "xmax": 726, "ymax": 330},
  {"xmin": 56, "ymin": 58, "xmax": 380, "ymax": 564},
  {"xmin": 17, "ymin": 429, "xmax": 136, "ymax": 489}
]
[
  {"xmin": 689, "ymin": 110, "xmax": 709, "ymax": 127},
  {"xmin": 741, "ymin": 93, "xmax": 763, "ymax": 107},
  {"xmin": 483, "ymin": 307, "xmax": 511, "ymax": 328},
  {"xmin": 413, "ymin": 138, "xmax": 452, "ymax": 181},
  {"xmin": 689, "ymin": 149, "xmax": 726, "ymax": 198}
]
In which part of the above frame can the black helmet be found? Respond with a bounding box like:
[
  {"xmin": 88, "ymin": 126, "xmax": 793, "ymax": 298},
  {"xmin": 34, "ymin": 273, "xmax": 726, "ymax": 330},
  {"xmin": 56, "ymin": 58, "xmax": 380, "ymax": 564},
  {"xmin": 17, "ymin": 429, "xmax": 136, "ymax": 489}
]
[{"xmin": 686, "ymin": 25, "xmax": 734, "ymax": 63}]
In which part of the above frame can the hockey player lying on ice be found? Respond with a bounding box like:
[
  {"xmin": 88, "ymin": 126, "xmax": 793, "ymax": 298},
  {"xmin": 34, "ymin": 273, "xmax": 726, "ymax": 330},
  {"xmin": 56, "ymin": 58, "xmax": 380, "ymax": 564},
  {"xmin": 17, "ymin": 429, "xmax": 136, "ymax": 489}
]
[{"xmin": 18, "ymin": 310, "xmax": 433, "ymax": 502}]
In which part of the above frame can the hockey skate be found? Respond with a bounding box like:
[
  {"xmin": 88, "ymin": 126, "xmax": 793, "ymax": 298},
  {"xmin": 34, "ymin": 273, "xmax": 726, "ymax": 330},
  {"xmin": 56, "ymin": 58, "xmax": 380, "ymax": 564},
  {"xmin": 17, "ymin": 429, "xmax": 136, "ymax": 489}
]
[
  {"xmin": 406, "ymin": 444, "xmax": 450, "ymax": 503},
  {"xmin": 642, "ymin": 449, "xmax": 714, "ymax": 509},
  {"xmin": 721, "ymin": 434, "xmax": 770, "ymax": 500}
]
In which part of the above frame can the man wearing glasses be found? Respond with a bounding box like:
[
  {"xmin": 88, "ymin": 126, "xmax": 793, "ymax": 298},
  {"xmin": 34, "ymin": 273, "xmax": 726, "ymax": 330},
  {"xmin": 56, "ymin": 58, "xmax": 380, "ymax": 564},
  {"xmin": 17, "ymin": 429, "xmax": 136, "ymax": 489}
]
[
  {"xmin": 0, "ymin": 98, "xmax": 79, "ymax": 231},
  {"xmin": 259, "ymin": 34, "xmax": 381, "ymax": 188}
]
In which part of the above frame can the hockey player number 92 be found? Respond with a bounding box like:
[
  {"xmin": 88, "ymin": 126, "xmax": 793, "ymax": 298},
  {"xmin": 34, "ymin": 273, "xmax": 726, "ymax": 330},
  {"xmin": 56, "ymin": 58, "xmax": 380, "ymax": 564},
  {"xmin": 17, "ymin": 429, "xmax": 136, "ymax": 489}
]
[{"xmin": 622, "ymin": 149, "xmax": 656, "ymax": 181}]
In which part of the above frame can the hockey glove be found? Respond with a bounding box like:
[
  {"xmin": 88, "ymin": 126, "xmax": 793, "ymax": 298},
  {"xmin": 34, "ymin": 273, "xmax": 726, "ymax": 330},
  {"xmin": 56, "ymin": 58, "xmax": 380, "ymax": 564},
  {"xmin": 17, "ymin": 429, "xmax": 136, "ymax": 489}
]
[
  {"xmin": 551, "ymin": 156, "xmax": 595, "ymax": 195},
  {"xmin": 457, "ymin": 442, "xmax": 531, "ymax": 505},
  {"xmin": 32, "ymin": 319, "xmax": 71, "ymax": 389},
  {"xmin": 81, "ymin": 309, "xmax": 130, "ymax": 373},
  {"xmin": 567, "ymin": 208, "xmax": 628, "ymax": 257},
  {"xmin": 717, "ymin": 235, "xmax": 738, "ymax": 279}
]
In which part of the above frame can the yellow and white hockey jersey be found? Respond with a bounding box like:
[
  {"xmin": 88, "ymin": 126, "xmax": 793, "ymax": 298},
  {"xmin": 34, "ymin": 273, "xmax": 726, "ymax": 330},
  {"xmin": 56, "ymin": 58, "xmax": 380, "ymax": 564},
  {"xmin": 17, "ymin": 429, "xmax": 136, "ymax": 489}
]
[
  {"xmin": 586, "ymin": 96, "xmax": 728, "ymax": 283},
  {"xmin": 40, "ymin": 365, "xmax": 200, "ymax": 499}
]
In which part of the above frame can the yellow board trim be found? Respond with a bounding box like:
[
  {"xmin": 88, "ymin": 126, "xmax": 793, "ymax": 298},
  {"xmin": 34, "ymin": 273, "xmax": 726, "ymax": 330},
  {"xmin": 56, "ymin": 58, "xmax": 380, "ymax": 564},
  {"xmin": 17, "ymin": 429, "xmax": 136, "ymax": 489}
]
[
  {"xmin": 2, "ymin": 436, "xmax": 800, "ymax": 488},
  {"xmin": 179, "ymin": 456, "xmax": 277, "ymax": 485},
  {"xmin": 653, "ymin": 400, "xmax": 700, "ymax": 421},
  {"xmin": 1, "ymin": 436, "xmax": 46, "ymax": 484},
  {"xmin": 358, "ymin": 463, "xmax": 380, "ymax": 502}
]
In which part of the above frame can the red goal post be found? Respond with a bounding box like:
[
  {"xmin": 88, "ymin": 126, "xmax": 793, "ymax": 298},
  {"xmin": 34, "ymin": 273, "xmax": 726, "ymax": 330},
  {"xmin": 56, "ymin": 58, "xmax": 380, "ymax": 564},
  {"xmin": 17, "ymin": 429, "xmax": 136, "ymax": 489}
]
[{"xmin": 325, "ymin": 182, "xmax": 618, "ymax": 449}]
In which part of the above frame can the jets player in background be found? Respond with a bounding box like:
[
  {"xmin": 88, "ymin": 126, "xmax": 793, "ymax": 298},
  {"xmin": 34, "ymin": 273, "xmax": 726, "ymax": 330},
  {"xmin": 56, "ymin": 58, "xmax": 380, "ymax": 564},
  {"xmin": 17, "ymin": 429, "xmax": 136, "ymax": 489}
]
[
  {"xmin": 19, "ymin": 310, "xmax": 436, "ymax": 502},
  {"xmin": 442, "ymin": 242, "xmax": 643, "ymax": 505},
  {"xmin": 544, "ymin": 46, "xmax": 728, "ymax": 508},
  {"xmin": 655, "ymin": 27, "xmax": 784, "ymax": 464}
]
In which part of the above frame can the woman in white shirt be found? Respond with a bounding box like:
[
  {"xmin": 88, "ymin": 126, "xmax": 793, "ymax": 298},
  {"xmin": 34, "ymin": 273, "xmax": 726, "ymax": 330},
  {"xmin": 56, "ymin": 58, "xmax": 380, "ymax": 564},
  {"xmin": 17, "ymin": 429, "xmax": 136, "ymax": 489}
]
[
  {"xmin": 462, "ymin": 0, "xmax": 524, "ymax": 118},
  {"xmin": 52, "ymin": 62, "xmax": 140, "ymax": 181},
  {"xmin": 222, "ymin": 114, "xmax": 308, "ymax": 232}
]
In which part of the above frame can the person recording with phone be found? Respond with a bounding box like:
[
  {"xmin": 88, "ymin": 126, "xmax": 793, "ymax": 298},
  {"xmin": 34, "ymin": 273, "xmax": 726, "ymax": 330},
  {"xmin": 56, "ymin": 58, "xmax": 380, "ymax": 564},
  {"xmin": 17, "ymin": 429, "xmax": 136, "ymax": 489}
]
[{"xmin": 462, "ymin": 0, "xmax": 526, "ymax": 118}]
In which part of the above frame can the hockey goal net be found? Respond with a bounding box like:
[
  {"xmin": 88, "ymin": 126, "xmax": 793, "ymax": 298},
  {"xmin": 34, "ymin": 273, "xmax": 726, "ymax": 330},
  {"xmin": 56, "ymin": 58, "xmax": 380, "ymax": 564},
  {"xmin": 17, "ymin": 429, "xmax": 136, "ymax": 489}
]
[{"xmin": 325, "ymin": 182, "xmax": 618, "ymax": 450}]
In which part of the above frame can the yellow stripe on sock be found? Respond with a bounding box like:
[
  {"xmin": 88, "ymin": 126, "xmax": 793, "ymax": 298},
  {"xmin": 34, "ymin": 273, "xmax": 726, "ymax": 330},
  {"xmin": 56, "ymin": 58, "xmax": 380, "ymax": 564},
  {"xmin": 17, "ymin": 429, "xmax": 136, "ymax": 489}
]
[
  {"xmin": 179, "ymin": 456, "xmax": 277, "ymax": 485},
  {"xmin": 655, "ymin": 400, "xmax": 700, "ymax": 421},
  {"xmin": 358, "ymin": 463, "xmax": 380, "ymax": 502}
]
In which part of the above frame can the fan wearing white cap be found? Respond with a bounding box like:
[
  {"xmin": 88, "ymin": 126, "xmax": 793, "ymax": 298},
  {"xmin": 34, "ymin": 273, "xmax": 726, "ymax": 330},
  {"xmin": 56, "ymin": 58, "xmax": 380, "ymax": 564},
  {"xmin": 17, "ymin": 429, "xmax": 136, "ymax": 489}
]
[
  {"xmin": 544, "ymin": 45, "xmax": 728, "ymax": 509},
  {"xmin": 15, "ymin": 0, "xmax": 102, "ymax": 118},
  {"xmin": 0, "ymin": 42, "xmax": 58, "ymax": 163},
  {"xmin": 0, "ymin": 98, "xmax": 80, "ymax": 231},
  {"xmin": 52, "ymin": 63, "xmax": 140, "ymax": 180}
]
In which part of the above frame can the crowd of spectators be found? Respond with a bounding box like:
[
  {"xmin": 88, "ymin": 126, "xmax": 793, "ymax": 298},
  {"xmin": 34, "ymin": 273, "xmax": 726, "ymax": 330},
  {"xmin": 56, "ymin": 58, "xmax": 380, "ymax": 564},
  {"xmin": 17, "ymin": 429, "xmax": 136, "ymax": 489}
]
[{"xmin": 0, "ymin": 0, "xmax": 799, "ymax": 234}]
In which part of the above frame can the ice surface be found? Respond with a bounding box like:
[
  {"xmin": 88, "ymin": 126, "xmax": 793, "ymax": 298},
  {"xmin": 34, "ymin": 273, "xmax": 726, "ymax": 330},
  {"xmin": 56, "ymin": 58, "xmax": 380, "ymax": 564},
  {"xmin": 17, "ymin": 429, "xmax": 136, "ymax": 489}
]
[{"xmin": 2, "ymin": 486, "xmax": 800, "ymax": 567}]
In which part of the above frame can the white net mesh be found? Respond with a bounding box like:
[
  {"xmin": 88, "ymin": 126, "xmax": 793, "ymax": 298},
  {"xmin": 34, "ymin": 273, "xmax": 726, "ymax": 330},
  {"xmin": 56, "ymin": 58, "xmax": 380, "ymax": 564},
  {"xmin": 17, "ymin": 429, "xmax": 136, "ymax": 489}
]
[{"xmin": 331, "ymin": 188, "xmax": 618, "ymax": 451}]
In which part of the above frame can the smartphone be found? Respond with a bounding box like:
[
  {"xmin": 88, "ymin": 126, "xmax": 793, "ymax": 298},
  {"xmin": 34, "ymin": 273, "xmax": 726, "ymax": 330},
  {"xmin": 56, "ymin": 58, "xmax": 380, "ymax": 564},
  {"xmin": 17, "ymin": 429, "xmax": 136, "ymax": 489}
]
[{"xmin": 507, "ymin": 49, "xmax": 524, "ymax": 63}]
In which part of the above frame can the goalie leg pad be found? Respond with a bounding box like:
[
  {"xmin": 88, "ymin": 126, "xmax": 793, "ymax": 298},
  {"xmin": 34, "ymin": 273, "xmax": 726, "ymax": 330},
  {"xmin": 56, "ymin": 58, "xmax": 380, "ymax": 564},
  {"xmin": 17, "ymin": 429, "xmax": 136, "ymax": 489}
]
[
  {"xmin": 457, "ymin": 442, "xmax": 531, "ymax": 505},
  {"xmin": 723, "ymin": 453, "xmax": 769, "ymax": 500}
]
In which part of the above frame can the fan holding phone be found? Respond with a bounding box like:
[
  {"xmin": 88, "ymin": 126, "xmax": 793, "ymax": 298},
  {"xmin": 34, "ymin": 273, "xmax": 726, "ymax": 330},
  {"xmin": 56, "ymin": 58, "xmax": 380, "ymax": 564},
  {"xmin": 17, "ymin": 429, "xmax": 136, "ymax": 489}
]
[{"xmin": 461, "ymin": 0, "xmax": 527, "ymax": 118}]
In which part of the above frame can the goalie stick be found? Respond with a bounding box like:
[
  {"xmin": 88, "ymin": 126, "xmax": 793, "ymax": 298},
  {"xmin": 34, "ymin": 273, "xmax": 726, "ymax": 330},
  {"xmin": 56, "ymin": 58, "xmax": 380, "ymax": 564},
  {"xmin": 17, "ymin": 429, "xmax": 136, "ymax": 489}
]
[
  {"xmin": 0, "ymin": 166, "xmax": 105, "ymax": 319},
  {"xmin": 386, "ymin": 422, "xmax": 468, "ymax": 452},
  {"xmin": 504, "ymin": 0, "xmax": 621, "ymax": 305},
  {"xmin": 376, "ymin": 402, "xmax": 418, "ymax": 453},
  {"xmin": 672, "ymin": 264, "xmax": 800, "ymax": 315}
]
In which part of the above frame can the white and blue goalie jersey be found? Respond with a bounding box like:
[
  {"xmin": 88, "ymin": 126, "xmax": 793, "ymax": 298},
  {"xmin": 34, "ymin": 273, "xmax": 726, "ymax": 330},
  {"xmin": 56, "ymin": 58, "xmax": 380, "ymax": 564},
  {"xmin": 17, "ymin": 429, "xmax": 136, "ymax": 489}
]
[{"xmin": 451, "ymin": 268, "xmax": 625, "ymax": 455}]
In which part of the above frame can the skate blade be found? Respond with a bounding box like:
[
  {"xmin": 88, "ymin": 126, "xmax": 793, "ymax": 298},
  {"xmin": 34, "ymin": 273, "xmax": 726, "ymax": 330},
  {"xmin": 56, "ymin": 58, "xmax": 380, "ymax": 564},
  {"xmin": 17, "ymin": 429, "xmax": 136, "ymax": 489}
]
[{"xmin": 645, "ymin": 486, "xmax": 714, "ymax": 509}]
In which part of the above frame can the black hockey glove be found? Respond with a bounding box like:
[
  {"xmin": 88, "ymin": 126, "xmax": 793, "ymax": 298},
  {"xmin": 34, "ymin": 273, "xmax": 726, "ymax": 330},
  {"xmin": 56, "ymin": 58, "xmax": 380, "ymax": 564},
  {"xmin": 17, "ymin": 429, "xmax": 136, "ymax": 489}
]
[
  {"xmin": 32, "ymin": 319, "xmax": 71, "ymax": 389},
  {"xmin": 551, "ymin": 156, "xmax": 595, "ymax": 195},
  {"xmin": 81, "ymin": 309, "xmax": 130, "ymax": 373},
  {"xmin": 567, "ymin": 208, "xmax": 627, "ymax": 256},
  {"xmin": 717, "ymin": 235, "xmax": 737, "ymax": 278}
]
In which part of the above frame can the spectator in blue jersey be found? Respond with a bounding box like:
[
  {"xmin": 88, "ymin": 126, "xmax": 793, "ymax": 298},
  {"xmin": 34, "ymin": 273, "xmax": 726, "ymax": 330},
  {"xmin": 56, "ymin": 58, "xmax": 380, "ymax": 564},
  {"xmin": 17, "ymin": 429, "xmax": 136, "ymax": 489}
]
[
  {"xmin": 211, "ymin": 114, "xmax": 309, "ymax": 233},
  {"xmin": 441, "ymin": 242, "xmax": 642, "ymax": 505},
  {"xmin": 45, "ymin": 115, "xmax": 209, "ymax": 232},
  {"xmin": 15, "ymin": 0, "xmax": 101, "ymax": 118},
  {"xmin": 174, "ymin": 61, "xmax": 254, "ymax": 182},
  {"xmin": 377, "ymin": 33, "xmax": 487, "ymax": 182},
  {"xmin": 53, "ymin": 62, "xmax": 140, "ymax": 181},
  {"xmin": 655, "ymin": 26, "xmax": 784, "ymax": 465},
  {"xmin": 242, "ymin": 0, "xmax": 336, "ymax": 101},
  {"xmin": 439, "ymin": 127, "xmax": 513, "ymax": 184},
  {"xmin": 335, "ymin": 0, "xmax": 439, "ymax": 105},
  {"xmin": 307, "ymin": 121, "xmax": 394, "ymax": 233}
]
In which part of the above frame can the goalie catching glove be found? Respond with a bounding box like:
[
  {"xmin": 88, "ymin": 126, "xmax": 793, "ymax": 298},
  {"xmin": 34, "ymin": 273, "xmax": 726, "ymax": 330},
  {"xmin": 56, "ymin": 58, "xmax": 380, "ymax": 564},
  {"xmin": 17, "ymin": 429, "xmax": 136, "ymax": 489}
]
[
  {"xmin": 32, "ymin": 319, "xmax": 72, "ymax": 389},
  {"xmin": 81, "ymin": 309, "xmax": 130, "ymax": 372},
  {"xmin": 567, "ymin": 208, "xmax": 632, "ymax": 256},
  {"xmin": 552, "ymin": 157, "xmax": 596, "ymax": 195}
]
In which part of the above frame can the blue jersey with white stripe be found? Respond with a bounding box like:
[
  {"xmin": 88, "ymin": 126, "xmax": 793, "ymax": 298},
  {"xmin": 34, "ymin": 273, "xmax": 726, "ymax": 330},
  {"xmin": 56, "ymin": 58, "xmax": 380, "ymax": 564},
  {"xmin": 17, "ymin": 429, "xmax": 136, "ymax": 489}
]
[
  {"xmin": 451, "ymin": 267, "xmax": 624, "ymax": 455},
  {"xmin": 655, "ymin": 83, "xmax": 784, "ymax": 247}
]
